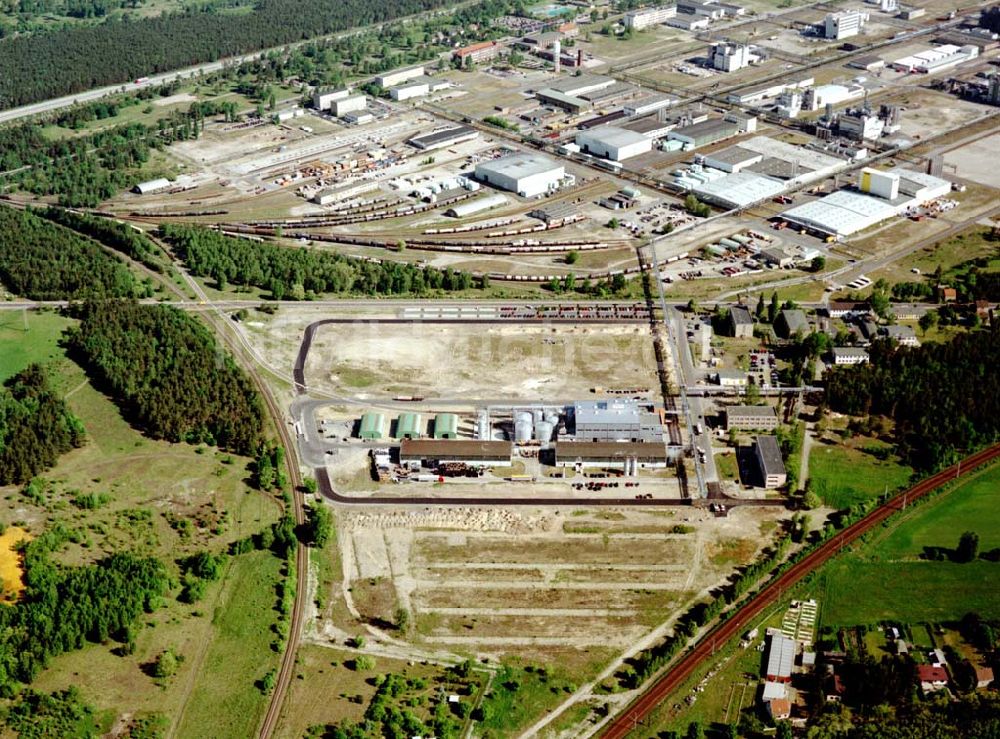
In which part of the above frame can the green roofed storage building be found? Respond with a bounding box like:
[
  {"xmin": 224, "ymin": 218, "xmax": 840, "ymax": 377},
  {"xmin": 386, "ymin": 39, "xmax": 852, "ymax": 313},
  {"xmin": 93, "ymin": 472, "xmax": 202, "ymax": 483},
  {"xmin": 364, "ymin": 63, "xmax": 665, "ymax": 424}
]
[
  {"xmin": 359, "ymin": 412, "xmax": 386, "ymax": 440},
  {"xmin": 396, "ymin": 413, "xmax": 423, "ymax": 439},
  {"xmin": 433, "ymin": 413, "xmax": 459, "ymax": 439}
]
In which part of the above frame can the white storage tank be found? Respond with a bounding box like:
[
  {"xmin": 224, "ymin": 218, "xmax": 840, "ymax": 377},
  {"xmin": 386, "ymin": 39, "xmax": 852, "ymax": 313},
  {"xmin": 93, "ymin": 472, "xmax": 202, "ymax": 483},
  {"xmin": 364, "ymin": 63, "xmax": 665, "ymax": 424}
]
[
  {"xmin": 514, "ymin": 412, "xmax": 533, "ymax": 443},
  {"xmin": 535, "ymin": 420, "xmax": 554, "ymax": 443}
]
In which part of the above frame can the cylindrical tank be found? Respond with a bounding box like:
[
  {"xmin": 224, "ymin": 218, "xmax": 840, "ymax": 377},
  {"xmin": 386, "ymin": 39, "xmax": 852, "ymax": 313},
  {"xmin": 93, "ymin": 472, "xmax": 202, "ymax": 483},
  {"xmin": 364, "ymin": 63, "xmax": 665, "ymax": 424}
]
[
  {"xmin": 514, "ymin": 412, "xmax": 533, "ymax": 443},
  {"xmin": 535, "ymin": 420, "xmax": 554, "ymax": 443},
  {"xmin": 476, "ymin": 410, "xmax": 490, "ymax": 440},
  {"xmin": 543, "ymin": 410, "xmax": 559, "ymax": 424}
]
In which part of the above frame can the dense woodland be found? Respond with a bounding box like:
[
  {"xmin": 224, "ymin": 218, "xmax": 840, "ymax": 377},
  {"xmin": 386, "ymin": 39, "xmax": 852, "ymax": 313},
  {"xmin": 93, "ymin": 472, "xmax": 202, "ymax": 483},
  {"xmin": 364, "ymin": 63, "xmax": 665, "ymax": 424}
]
[
  {"xmin": 39, "ymin": 207, "xmax": 165, "ymax": 273},
  {"xmin": 0, "ymin": 525, "xmax": 168, "ymax": 694},
  {"xmin": 0, "ymin": 206, "xmax": 140, "ymax": 299},
  {"xmin": 0, "ymin": 0, "xmax": 462, "ymax": 109},
  {"xmin": 67, "ymin": 300, "xmax": 265, "ymax": 454},
  {"xmin": 0, "ymin": 364, "xmax": 85, "ymax": 485},
  {"xmin": 160, "ymin": 224, "xmax": 478, "ymax": 297},
  {"xmin": 825, "ymin": 327, "xmax": 1000, "ymax": 470}
]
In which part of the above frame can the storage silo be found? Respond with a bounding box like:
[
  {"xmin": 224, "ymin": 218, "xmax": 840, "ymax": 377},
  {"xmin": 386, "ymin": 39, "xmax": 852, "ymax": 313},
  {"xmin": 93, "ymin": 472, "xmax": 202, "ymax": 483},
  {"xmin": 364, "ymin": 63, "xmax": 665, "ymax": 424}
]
[
  {"xmin": 476, "ymin": 410, "xmax": 491, "ymax": 440},
  {"xmin": 535, "ymin": 420, "xmax": 554, "ymax": 443},
  {"xmin": 514, "ymin": 411, "xmax": 533, "ymax": 443}
]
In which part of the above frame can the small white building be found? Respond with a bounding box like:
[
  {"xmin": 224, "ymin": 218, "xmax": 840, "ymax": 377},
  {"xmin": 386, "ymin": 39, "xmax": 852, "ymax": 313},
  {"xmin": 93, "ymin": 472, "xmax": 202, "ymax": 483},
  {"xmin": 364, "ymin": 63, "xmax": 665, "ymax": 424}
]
[
  {"xmin": 313, "ymin": 87, "xmax": 351, "ymax": 111},
  {"xmin": 332, "ymin": 95, "xmax": 366, "ymax": 117},
  {"xmin": 710, "ymin": 42, "xmax": 759, "ymax": 72},
  {"xmin": 376, "ymin": 65, "xmax": 425, "ymax": 88},
  {"xmin": 577, "ymin": 126, "xmax": 653, "ymax": 161},
  {"xmin": 830, "ymin": 347, "xmax": 869, "ymax": 365},
  {"xmin": 133, "ymin": 178, "xmax": 171, "ymax": 195}
]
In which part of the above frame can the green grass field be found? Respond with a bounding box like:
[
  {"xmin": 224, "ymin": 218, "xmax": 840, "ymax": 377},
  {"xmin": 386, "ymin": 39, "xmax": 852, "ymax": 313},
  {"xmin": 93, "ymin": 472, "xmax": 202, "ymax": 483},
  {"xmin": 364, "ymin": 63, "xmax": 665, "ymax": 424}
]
[
  {"xmin": 1, "ymin": 309, "xmax": 284, "ymax": 737},
  {"xmin": 816, "ymin": 464, "xmax": 1000, "ymax": 627},
  {"xmin": 809, "ymin": 439, "xmax": 913, "ymax": 509},
  {"xmin": 0, "ymin": 310, "xmax": 71, "ymax": 381}
]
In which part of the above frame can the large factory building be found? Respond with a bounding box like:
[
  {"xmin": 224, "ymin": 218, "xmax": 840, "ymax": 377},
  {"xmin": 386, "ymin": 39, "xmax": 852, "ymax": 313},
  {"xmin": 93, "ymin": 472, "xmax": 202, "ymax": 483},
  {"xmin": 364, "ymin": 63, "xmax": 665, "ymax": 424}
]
[
  {"xmin": 474, "ymin": 153, "xmax": 565, "ymax": 198},
  {"xmin": 572, "ymin": 400, "xmax": 663, "ymax": 442}
]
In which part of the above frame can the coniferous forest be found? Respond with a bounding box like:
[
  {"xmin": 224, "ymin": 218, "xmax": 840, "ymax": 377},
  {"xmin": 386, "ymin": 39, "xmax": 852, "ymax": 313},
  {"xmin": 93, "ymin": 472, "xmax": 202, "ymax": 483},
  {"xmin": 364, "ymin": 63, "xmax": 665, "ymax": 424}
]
[
  {"xmin": 160, "ymin": 224, "xmax": 477, "ymax": 298},
  {"xmin": 0, "ymin": 365, "xmax": 85, "ymax": 485},
  {"xmin": 0, "ymin": 0, "xmax": 461, "ymax": 109},
  {"xmin": 825, "ymin": 326, "xmax": 1000, "ymax": 470},
  {"xmin": 0, "ymin": 206, "xmax": 140, "ymax": 299},
  {"xmin": 67, "ymin": 300, "xmax": 265, "ymax": 454}
]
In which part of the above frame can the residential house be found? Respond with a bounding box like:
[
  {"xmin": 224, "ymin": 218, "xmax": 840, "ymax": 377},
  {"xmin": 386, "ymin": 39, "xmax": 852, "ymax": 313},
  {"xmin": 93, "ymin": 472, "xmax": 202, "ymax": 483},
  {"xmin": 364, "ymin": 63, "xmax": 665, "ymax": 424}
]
[
  {"xmin": 918, "ymin": 665, "xmax": 949, "ymax": 692},
  {"xmin": 775, "ymin": 308, "xmax": 809, "ymax": 339},
  {"xmin": 976, "ymin": 667, "xmax": 994, "ymax": 690},
  {"xmin": 729, "ymin": 305, "xmax": 755, "ymax": 338}
]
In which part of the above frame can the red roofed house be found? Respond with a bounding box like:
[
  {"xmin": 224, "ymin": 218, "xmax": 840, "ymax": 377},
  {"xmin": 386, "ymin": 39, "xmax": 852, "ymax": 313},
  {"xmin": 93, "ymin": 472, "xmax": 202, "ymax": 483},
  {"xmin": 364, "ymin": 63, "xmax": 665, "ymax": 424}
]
[
  {"xmin": 918, "ymin": 664, "xmax": 949, "ymax": 692},
  {"xmin": 452, "ymin": 41, "xmax": 502, "ymax": 64},
  {"xmin": 768, "ymin": 698, "xmax": 791, "ymax": 720},
  {"xmin": 976, "ymin": 667, "xmax": 994, "ymax": 690}
]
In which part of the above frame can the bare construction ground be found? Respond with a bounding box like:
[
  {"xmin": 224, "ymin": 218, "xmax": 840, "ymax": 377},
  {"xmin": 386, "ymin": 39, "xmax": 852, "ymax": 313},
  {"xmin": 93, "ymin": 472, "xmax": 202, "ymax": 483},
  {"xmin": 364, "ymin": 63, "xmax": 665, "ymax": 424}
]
[
  {"xmin": 324, "ymin": 505, "xmax": 788, "ymax": 661},
  {"xmin": 304, "ymin": 322, "xmax": 660, "ymax": 400},
  {"xmin": 945, "ymin": 133, "xmax": 1000, "ymax": 190}
]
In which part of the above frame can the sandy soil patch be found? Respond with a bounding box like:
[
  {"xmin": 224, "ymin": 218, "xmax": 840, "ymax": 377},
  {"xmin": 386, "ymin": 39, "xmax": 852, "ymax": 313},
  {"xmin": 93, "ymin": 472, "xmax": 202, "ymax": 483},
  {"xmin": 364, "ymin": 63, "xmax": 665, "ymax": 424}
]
[{"xmin": 0, "ymin": 526, "xmax": 32, "ymax": 604}]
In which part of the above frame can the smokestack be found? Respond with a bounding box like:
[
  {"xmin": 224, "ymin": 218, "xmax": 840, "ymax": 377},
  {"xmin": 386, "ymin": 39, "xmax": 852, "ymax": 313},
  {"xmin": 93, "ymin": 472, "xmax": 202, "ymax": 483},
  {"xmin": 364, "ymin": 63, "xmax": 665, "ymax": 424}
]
[{"xmin": 553, "ymin": 40, "xmax": 561, "ymax": 74}]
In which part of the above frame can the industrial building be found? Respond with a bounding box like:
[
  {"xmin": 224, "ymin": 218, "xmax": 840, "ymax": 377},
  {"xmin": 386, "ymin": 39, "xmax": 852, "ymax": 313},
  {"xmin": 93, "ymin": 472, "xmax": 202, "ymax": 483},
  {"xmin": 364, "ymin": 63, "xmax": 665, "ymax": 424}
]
[
  {"xmin": 395, "ymin": 413, "xmax": 423, "ymax": 439},
  {"xmin": 838, "ymin": 109, "xmax": 885, "ymax": 140},
  {"xmin": 389, "ymin": 76, "xmax": 447, "ymax": 101},
  {"xmin": 375, "ymin": 65, "xmax": 425, "ymax": 88},
  {"xmin": 433, "ymin": 413, "xmax": 459, "ymax": 439},
  {"xmin": 754, "ymin": 435, "xmax": 787, "ymax": 488},
  {"xmin": 702, "ymin": 146, "xmax": 762, "ymax": 173},
  {"xmin": 710, "ymin": 42, "xmax": 760, "ymax": 72},
  {"xmin": 133, "ymin": 178, "xmax": 171, "ymax": 195},
  {"xmin": 453, "ymin": 40, "xmax": 502, "ymax": 64},
  {"xmin": 359, "ymin": 412, "xmax": 387, "ymax": 440},
  {"xmin": 726, "ymin": 77, "xmax": 813, "ymax": 106},
  {"xmin": 714, "ymin": 369, "xmax": 748, "ymax": 387},
  {"xmin": 765, "ymin": 632, "xmax": 796, "ymax": 681},
  {"xmin": 803, "ymin": 83, "xmax": 866, "ymax": 111},
  {"xmin": 474, "ymin": 152, "xmax": 565, "ymax": 198},
  {"xmin": 667, "ymin": 14, "xmax": 710, "ymax": 29},
  {"xmin": 399, "ymin": 439, "xmax": 513, "ymax": 466},
  {"xmin": 576, "ymin": 126, "xmax": 652, "ymax": 161},
  {"xmin": 331, "ymin": 95, "xmax": 366, "ymax": 117},
  {"xmin": 553, "ymin": 441, "xmax": 669, "ymax": 469},
  {"xmin": 823, "ymin": 9, "xmax": 868, "ymax": 39},
  {"xmin": 572, "ymin": 400, "xmax": 663, "ymax": 443},
  {"xmin": 313, "ymin": 87, "xmax": 352, "ymax": 110},
  {"xmin": 891, "ymin": 43, "xmax": 979, "ymax": 73},
  {"xmin": 624, "ymin": 93, "xmax": 678, "ymax": 116},
  {"xmin": 782, "ymin": 167, "xmax": 951, "ymax": 238},
  {"xmin": 624, "ymin": 4, "xmax": 677, "ymax": 29},
  {"xmin": 534, "ymin": 75, "xmax": 615, "ymax": 111},
  {"xmin": 407, "ymin": 126, "xmax": 479, "ymax": 151},
  {"xmin": 445, "ymin": 193, "xmax": 508, "ymax": 218},
  {"xmin": 667, "ymin": 118, "xmax": 740, "ymax": 148},
  {"xmin": 691, "ymin": 172, "xmax": 786, "ymax": 209},
  {"xmin": 724, "ymin": 405, "xmax": 778, "ymax": 431}
]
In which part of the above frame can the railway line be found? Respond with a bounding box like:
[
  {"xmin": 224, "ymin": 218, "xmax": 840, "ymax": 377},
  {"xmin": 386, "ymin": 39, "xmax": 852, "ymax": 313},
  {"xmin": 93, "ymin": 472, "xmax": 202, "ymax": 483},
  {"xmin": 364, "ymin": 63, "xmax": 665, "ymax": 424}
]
[{"xmin": 600, "ymin": 441, "xmax": 1000, "ymax": 738}]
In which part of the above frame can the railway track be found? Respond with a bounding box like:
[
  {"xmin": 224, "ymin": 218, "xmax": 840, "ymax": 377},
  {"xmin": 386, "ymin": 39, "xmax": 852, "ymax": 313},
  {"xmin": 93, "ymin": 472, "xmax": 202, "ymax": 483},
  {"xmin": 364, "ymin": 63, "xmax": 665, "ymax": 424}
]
[{"xmin": 600, "ymin": 441, "xmax": 1000, "ymax": 738}]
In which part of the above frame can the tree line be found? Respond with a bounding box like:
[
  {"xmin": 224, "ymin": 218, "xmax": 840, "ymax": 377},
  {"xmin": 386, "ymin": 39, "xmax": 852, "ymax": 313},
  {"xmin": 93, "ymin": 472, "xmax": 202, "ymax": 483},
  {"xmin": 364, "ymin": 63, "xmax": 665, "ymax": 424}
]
[
  {"xmin": 160, "ymin": 224, "xmax": 478, "ymax": 297},
  {"xmin": 66, "ymin": 300, "xmax": 265, "ymax": 454},
  {"xmin": 0, "ymin": 0, "xmax": 464, "ymax": 109},
  {"xmin": 0, "ymin": 364, "xmax": 85, "ymax": 485},
  {"xmin": 0, "ymin": 524, "xmax": 168, "ymax": 693},
  {"xmin": 38, "ymin": 207, "xmax": 165, "ymax": 273},
  {"xmin": 825, "ymin": 327, "xmax": 1000, "ymax": 470},
  {"xmin": 0, "ymin": 206, "xmax": 141, "ymax": 299}
]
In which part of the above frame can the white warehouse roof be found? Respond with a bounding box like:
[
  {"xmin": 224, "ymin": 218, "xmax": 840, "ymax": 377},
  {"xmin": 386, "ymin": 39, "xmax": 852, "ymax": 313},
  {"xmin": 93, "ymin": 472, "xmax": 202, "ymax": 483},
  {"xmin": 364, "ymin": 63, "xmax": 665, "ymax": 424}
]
[
  {"xmin": 782, "ymin": 189, "xmax": 897, "ymax": 236},
  {"xmin": 446, "ymin": 193, "xmax": 508, "ymax": 217},
  {"xmin": 577, "ymin": 125, "xmax": 650, "ymax": 149},
  {"xmin": 476, "ymin": 152, "xmax": 563, "ymax": 180},
  {"xmin": 693, "ymin": 172, "xmax": 786, "ymax": 209}
]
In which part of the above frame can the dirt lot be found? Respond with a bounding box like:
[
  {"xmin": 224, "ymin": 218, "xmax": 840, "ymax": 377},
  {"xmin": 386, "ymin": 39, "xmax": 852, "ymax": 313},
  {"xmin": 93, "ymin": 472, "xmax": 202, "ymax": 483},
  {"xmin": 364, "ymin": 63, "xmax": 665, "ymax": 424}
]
[
  {"xmin": 304, "ymin": 322, "xmax": 660, "ymax": 399},
  {"xmin": 325, "ymin": 505, "xmax": 788, "ymax": 659},
  {"xmin": 945, "ymin": 133, "xmax": 1000, "ymax": 189}
]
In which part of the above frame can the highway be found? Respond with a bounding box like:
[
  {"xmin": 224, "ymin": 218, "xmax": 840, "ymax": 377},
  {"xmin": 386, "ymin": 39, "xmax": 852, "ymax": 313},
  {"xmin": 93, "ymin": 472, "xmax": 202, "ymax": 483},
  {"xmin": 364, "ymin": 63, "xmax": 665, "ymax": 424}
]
[{"xmin": 599, "ymin": 441, "xmax": 1000, "ymax": 738}]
